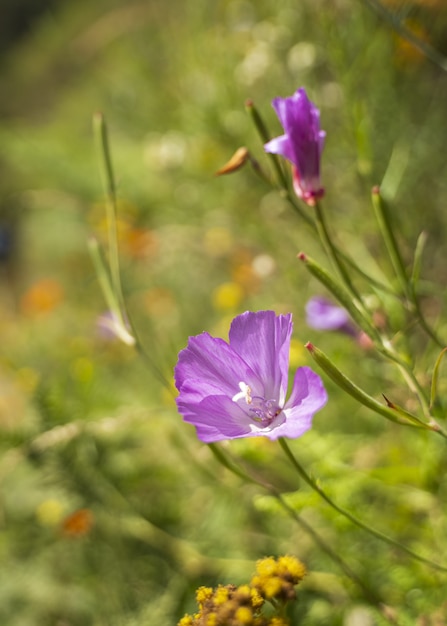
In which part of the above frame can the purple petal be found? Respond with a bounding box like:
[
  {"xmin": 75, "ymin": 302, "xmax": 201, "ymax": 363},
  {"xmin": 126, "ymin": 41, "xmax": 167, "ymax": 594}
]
[
  {"xmin": 270, "ymin": 367, "xmax": 327, "ymax": 439},
  {"xmin": 174, "ymin": 332, "xmax": 259, "ymax": 402},
  {"xmin": 174, "ymin": 311, "xmax": 327, "ymax": 443},
  {"xmin": 306, "ymin": 296, "xmax": 356, "ymax": 336},
  {"xmin": 264, "ymin": 87, "xmax": 325, "ymax": 202},
  {"xmin": 178, "ymin": 394, "xmax": 254, "ymax": 443},
  {"xmin": 228, "ymin": 311, "xmax": 292, "ymax": 402},
  {"xmin": 264, "ymin": 135, "xmax": 295, "ymax": 163}
]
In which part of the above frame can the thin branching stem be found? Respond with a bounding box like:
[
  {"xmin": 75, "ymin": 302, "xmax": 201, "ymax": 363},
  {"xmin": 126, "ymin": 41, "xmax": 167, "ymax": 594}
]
[
  {"xmin": 278, "ymin": 438, "xmax": 447, "ymax": 573},
  {"xmin": 207, "ymin": 443, "xmax": 398, "ymax": 622}
]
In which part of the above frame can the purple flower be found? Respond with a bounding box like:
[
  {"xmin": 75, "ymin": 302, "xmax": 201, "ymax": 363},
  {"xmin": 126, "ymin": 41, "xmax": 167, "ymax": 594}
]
[
  {"xmin": 305, "ymin": 297, "xmax": 356, "ymax": 336},
  {"xmin": 264, "ymin": 88, "xmax": 325, "ymax": 205},
  {"xmin": 174, "ymin": 310, "xmax": 327, "ymax": 443}
]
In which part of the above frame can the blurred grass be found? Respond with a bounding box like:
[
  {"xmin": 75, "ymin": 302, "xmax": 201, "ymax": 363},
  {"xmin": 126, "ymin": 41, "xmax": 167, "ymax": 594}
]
[{"xmin": 1, "ymin": 0, "xmax": 447, "ymax": 624}]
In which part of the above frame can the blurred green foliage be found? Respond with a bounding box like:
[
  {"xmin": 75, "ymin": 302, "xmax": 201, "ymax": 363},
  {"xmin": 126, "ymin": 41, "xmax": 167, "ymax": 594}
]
[{"xmin": 1, "ymin": 0, "xmax": 447, "ymax": 624}]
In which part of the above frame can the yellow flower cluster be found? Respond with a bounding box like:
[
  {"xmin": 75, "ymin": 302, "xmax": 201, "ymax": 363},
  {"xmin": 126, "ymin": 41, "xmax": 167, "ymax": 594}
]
[
  {"xmin": 251, "ymin": 556, "xmax": 306, "ymax": 602},
  {"xmin": 178, "ymin": 556, "xmax": 306, "ymax": 626}
]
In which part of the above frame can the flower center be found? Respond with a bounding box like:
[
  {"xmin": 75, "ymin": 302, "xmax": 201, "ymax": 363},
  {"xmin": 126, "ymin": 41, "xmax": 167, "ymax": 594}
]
[{"xmin": 232, "ymin": 381, "xmax": 282, "ymax": 425}]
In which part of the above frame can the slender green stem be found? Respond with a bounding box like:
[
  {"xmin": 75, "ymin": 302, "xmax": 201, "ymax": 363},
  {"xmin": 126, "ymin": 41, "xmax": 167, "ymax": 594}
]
[
  {"xmin": 361, "ymin": 0, "xmax": 447, "ymax": 72},
  {"xmin": 311, "ymin": 200, "xmax": 436, "ymax": 416},
  {"xmin": 371, "ymin": 187, "xmax": 409, "ymax": 299},
  {"xmin": 93, "ymin": 112, "xmax": 125, "ymax": 318},
  {"xmin": 271, "ymin": 494, "xmax": 396, "ymax": 621},
  {"xmin": 245, "ymin": 99, "xmax": 315, "ymax": 228},
  {"xmin": 207, "ymin": 444, "xmax": 396, "ymax": 620},
  {"xmin": 371, "ymin": 190, "xmax": 444, "ymax": 348},
  {"xmin": 339, "ymin": 251, "xmax": 399, "ymax": 297},
  {"xmin": 299, "ymin": 253, "xmax": 439, "ymax": 422},
  {"xmin": 245, "ymin": 99, "xmax": 288, "ymax": 189},
  {"xmin": 409, "ymin": 233, "xmax": 445, "ymax": 347},
  {"xmin": 430, "ymin": 348, "xmax": 447, "ymax": 412},
  {"xmin": 298, "ymin": 252, "xmax": 382, "ymax": 344},
  {"xmin": 314, "ymin": 200, "xmax": 366, "ymax": 310},
  {"xmin": 278, "ymin": 438, "xmax": 447, "ymax": 573},
  {"xmin": 305, "ymin": 341, "xmax": 431, "ymax": 429},
  {"xmin": 284, "ymin": 188, "xmax": 317, "ymax": 227},
  {"xmin": 92, "ymin": 113, "xmax": 174, "ymax": 391},
  {"xmin": 412, "ymin": 296, "xmax": 445, "ymax": 349},
  {"xmin": 394, "ymin": 360, "xmax": 431, "ymax": 419}
]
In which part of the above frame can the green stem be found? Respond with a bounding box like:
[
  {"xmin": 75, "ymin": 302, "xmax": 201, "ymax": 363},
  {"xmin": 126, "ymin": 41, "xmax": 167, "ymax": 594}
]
[
  {"xmin": 314, "ymin": 200, "xmax": 366, "ymax": 310},
  {"xmin": 305, "ymin": 341, "xmax": 445, "ymax": 436},
  {"xmin": 312, "ymin": 200, "xmax": 435, "ymax": 416},
  {"xmin": 245, "ymin": 99, "xmax": 315, "ymax": 228},
  {"xmin": 299, "ymin": 253, "xmax": 439, "ymax": 421},
  {"xmin": 278, "ymin": 438, "xmax": 447, "ymax": 573},
  {"xmin": 92, "ymin": 113, "xmax": 173, "ymax": 392},
  {"xmin": 88, "ymin": 237, "xmax": 136, "ymax": 346},
  {"xmin": 298, "ymin": 252, "xmax": 382, "ymax": 344},
  {"xmin": 373, "ymin": 191, "xmax": 444, "ymax": 348},
  {"xmin": 362, "ymin": 0, "xmax": 447, "ymax": 72},
  {"xmin": 409, "ymin": 232, "xmax": 445, "ymax": 348},
  {"xmin": 430, "ymin": 347, "xmax": 447, "ymax": 412},
  {"xmin": 371, "ymin": 187, "xmax": 409, "ymax": 299},
  {"xmin": 93, "ymin": 112, "xmax": 126, "ymax": 319},
  {"xmin": 207, "ymin": 443, "xmax": 395, "ymax": 620},
  {"xmin": 245, "ymin": 99, "xmax": 288, "ymax": 189},
  {"xmin": 339, "ymin": 251, "xmax": 399, "ymax": 297}
]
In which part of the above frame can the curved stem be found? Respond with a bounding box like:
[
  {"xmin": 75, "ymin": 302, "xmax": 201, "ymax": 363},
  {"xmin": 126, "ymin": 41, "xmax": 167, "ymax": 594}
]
[
  {"xmin": 278, "ymin": 438, "xmax": 447, "ymax": 573},
  {"xmin": 371, "ymin": 187, "xmax": 408, "ymax": 300},
  {"xmin": 207, "ymin": 443, "xmax": 397, "ymax": 622},
  {"xmin": 93, "ymin": 113, "xmax": 126, "ymax": 319},
  {"xmin": 314, "ymin": 200, "xmax": 366, "ymax": 312}
]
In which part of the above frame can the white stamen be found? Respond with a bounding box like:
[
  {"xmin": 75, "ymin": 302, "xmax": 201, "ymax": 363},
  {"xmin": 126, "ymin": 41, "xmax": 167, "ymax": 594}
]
[
  {"xmin": 232, "ymin": 381, "xmax": 252, "ymax": 404},
  {"xmin": 233, "ymin": 381, "xmax": 283, "ymax": 426}
]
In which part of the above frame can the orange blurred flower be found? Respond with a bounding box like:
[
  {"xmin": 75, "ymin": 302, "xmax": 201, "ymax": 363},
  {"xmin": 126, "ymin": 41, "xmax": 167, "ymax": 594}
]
[
  {"xmin": 62, "ymin": 508, "xmax": 94, "ymax": 537},
  {"xmin": 122, "ymin": 227, "xmax": 159, "ymax": 260},
  {"xmin": 394, "ymin": 19, "xmax": 431, "ymax": 66},
  {"xmin": 21, "ymin": 278, "xmax": 64, "ymax": 316}
]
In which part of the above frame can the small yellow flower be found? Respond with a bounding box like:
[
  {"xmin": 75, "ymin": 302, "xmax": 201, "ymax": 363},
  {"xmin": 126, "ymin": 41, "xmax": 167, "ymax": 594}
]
[
  {"xmin": 262, "ymin": 576, "xmax": 283, "ymax": 599},
  {"xmin": 36, "ymin": 499, "xmax": 65, "ymax": 527},
  {"xmin": 206, "ymin": 613, "xmax": 218, "ymax": 626},
  {"xmin": 255, "ymin": 557, "xmax": 278, "ymax": 579},
  {"xmin": 213, "ymin": 585, "xmax": 230, "ymax": 606},
  {"xmin": 177, "ymin": 615, "xmax": 194, "ymax": 626},
  {"xmin": 235, "ymin": 606, "xmax": 254, "ymax": 624},
  {"xmin": 268, "ymin": 617, "xmax": 290, "ymax": 626},
  {"xmin": 277, "ymin": 555, "xmax": 306, "ymax": 583},
  {"xmin": 196, "ymin": 586, "xmax": 213, "ymax": 607},
  {"xmin": 250, "ymin": 588, "xmax": 264, "ymax": 610},
  {"xmin": 212, "ymin": 282, "xmax": 244, "ymax": 311},
  {"xmin": 234, "ymin": 584, "xmax": 252, "ymax": 601}
]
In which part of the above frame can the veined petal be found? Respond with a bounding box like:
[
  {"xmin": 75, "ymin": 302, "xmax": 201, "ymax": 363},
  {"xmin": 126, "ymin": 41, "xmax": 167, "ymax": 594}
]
[
  {"xmin": 281, "ymin": 366, "xmax": 328, "ymax": 432},
  {"xmin": 271, "ymin": 93, "xmax": 300, "ymax": 130},
  {"xmin": 179, "ymin": 394, "xmax": 254, "ymax": 443},
  {"xmin": 252, "ymin": 368, "xmax": 325, "ymax": 440},
  {"xmin": 228, "ymin": 311, "xmax": 292, "ymax": 402},
  {"xmin": 174, "ymin": 332, "xmax": 259, "ymax": 401}
]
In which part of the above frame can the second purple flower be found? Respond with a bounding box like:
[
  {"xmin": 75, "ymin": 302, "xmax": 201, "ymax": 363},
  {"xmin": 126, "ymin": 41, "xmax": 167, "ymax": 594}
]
[{"xmin": 264, "ymin": 87, "xmax": 325, "ymax": 205}]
